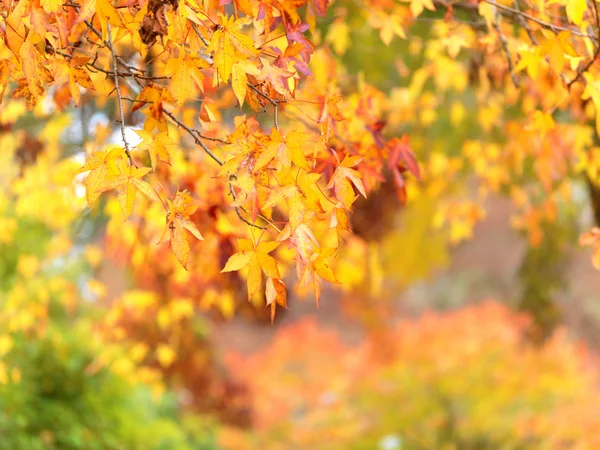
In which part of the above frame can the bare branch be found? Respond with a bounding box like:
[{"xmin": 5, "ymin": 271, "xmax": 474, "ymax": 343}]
[
  {"xmin": 191, "ymin": 22, "xmax": 210, "ymax": 46},
  {"xmin": 107, "ymin": 23, "xmax": 134, "ymax": 165},
  {"xmin": 513, "ymin": 0, "xmax": 538, "ymax": 45},
  {"xmin": 163, "ymin": 109, "xmax": 224, "ymax": 166},
  {"xmin": 483, "ymin": 0, "xmax": 597, "ymax": 41},
  {"xmin": 248, "ymin": 84, "xmax": 281, "ymax": 130},
  {"xmin": 492, "ymin": 8, "xmax": 519, "ymax": 87}
]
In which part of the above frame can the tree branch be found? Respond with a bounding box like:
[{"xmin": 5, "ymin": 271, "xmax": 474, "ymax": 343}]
[
  {"xmin": 163, "ymin": 109, "xmax": 224, "ymax": 165},
  {"xmin": 493, "ymin": 8, "xmax": 519, "ymax": 87},
  {"xmin": 107, "ymin": 23, "xmax": 134, "ymax": 165}
]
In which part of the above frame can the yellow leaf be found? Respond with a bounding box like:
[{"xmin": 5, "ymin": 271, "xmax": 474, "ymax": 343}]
[
  {"xmin": 96, "ymin": 0, "xmax": 123, "ymax": 28},
  {"xmin": 410, "ymin": 0, "xmax": 435, "ymax": 18},
  {"xmin": 326, "ymin": 18, "xmax": 351, "ymax": 55},
  {"xmin": 266, "ymin": 277, "xmax": 287, "ymax": 324},
  {"xmin": 566, "ymin": 0, "xmax": 587, "ymax": 25},
  {"xmin": 231, "ymin": 63, "xmax": 248, "ymax": 106},
  {"xmin": 221, "ymin": 252, "xmax": 251, "ymax": 272},
  {"xmin": 40, "ymin": 0, "xmax": 62, "ymax": 14},
  {"xmin": 209, "ymin": 15, "xmax": 258, "ymax": 84},
  {"xmin": 246, "ymin": 257, "xmax": 262, "ymax": 300},
  {"xmin": 171, "ymin": 218, "xmax": 191, "ymax": 269}
]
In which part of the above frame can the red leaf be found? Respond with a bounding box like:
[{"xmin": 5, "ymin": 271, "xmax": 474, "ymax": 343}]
[
  {"xmin": 366, "ymin": 121, "xmax": 387, "ymax": 149},
  {"xmin": 387, "ymin": 135, "xmax": 420, "ymax": 180}
]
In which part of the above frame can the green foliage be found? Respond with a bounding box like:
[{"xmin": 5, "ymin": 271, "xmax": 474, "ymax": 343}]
[
  {"xmin": 0, "ymin": 205, "xmax": 218, "ymax": 450},
  {"xmin": 0, "ymin": 322, "xmax": 218, "ymax": 450}
]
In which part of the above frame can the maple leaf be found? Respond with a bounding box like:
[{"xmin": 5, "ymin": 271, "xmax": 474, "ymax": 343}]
[
  {"xmin": 284, "ymin": 22, "xmax": 315, "ymax": 69},
  {"xmin": 387, "ymin": 134, "xmax": 420, "ymax": 178},
  {"xmin": 138, "ymin": 0, "xmax": 179, "ymax": 46},
  {"xmin": 165, "ymin": 52, "xmax": 209, "ymax": 106},
  {"xmin": 256, "ymin": 58, "xmax": 295, "ymax": 97},
  {"xmin": 209, "ymin": 15, "xmax": 258, "ymax": 84},
  {"xmin": 385, "ymin": 135, "xmax": 420, "ymax": 203},
  {"xmin": 68, "ymin": 62, "xmax": 94, "ymax": 106},
  {"xmin": 265, "ymin": 169, "xmax": 324, "ymax": 232},
  {"xmin": 134, "ymin": 130, "xmax": 174, "ymax": 169},
  {"xmin": 231, "ymin": 60, "xmax": 260, "ymax": 106},
  {"xmin": 76, "ymin": 147, "xmax": 160, "ymax": 217},
  {"xmin": 566, "ymin": 0, "xmax": 586, "ymax": 25},
  {"xmin": 327, "ymin": 155, "xmax": 367, "ymax": 209},
  {"xmin": 221, "ymin": 239, "xmax": 281, "ymax": 301},
  {"xmin": 265, "ymin": 277, "xmax": 287, "ymax": 324},
  {"xmin": 272, "ymin": 43, "xmax": 313, "ymax": 80},
  {"xmin": 18, "ymin": 36, "xmax": 53, "ymax": 109},
  {"xmin": 329, "ymin": 204, "xmax": 350, "ymax": 245},
  {"xmin": 75, "ymin": 146, "xmax": 126, "ymax": 206},
  {"xmin": 99, "ymin": 160, "xmax": 161, "ymax": 217},
  {"xmin": 515, "ymin": 47, "xmax": 544, "ymax": 80},
  {"xmin": 158, "ymin": 190, "xmax": 204, "ymax": 270},
  {"xmin": 319, "ymin": 94, "xmax": 344, "ymax": 123},
  {"xmin": 134, "ymin": 85, "xmax": 175, "ymax": 132},
  {"xmin": 410, "ymin": 0, "xmax": 435, "ymax": 18},
  {"xmin": 254, "ymin": 128, "xmax": 310, "ymax": 171},
  {"xmin": 96, "ymin": 0, "xmax": 124, "ymax": 40},
  {"xmin": 368, "ymin": 10, "xmax": 407, "ymax": 46},
  {"xmin": 297, "ymin": 247, "xmax": 339, "ymax": 306}
]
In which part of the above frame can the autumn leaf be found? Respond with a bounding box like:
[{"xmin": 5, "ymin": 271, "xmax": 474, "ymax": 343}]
[
  {"xmin": 327, "ymin": 155, "xmax": 366, "ymax": 209},
  {"xmin": 165, "ymin": 53, "xmax": 210, "ymax": 106},
  {"xmin": 209, "ymin": 15, "xmax": 258, "ymax": 84},
  {"xmin": 159, "ymin": 190, "xmax": 204, "ymax": 270},
  {"xmin": 368, "ymin": 10, "xmax": 407, "ymax": 46},
  {"xmin": 256, "ymin": 58, "xmax": 295, "ymax": 97},
  {"xmin": 254, "ymin": 128, "xmax": 311, "ymax": 171},
  {"xmin": 96, "ymin": 0, "xmax": 124, "ymax": 39},
  {"xmin": 99, "ymin": 161, "xmax": 161, "ymax": 218},
  {"xmin": 134, "ymin": 130, "xmax": 174, "ymax": 169},
  {"xmin": 134, "ymin": 85, "xmax": 175, "ymax": 132},
  {"xmin": 330, "ymin": 204, "xmax": 350, "ymax": 245},
  {"xmin": 75, "ymin": 146, "xmax": 127, "ymax": 206},
  {"xmin": 319, "ymin": 94, "xmax": 344, "ymax": 123},
  {"xmin": 297, "ymin": 247, "xmax": 339, "ymax": 306},
  {"xmin": 410, "ymin": 0, "xmax": 435, "ymax": 18},
  {"xmin": 68, "ymin": 65, "xmax": 94, "ymax": 106},
  {"xmin": 265, "ymin": 277, "xmax": 287, "ymax": 324},
  {"xmin": 221, "ymin": 239, "xmax": 281, "ymax": 301},
  {"xmin": 265, "ymin": 169, "xmax": 324, "ymax": 232},
  {"xmin": 566, "ymin": 0, "xmax": 586, "ymax": 25}
]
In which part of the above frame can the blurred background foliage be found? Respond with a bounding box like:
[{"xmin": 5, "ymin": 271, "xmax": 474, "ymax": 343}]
[{"xmin": 221, "ymin": 305, "xmax": 600, "ymax": 449}]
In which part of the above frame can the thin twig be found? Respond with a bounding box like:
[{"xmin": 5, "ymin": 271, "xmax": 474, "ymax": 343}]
[
  {"xmin": 483, "ymin": 0, "xmax": 596, "ymax": 41},
  {"xmin": 513, "ymin": 0, "xmax": 538, "ymax": 44},
  {"xmin": 163, "ymin": 110, "xmax": 264, "ymax": 229},
  {"xmin": 248, "ymin": 84, "xmax": 280, "ymax": 130},
  {"xmin": 191, "ymin": 22, "xmax": 210, "ymax": 46},
  {"xmin": 493, "ymin": 9, "xmax": 519, "ymax": 87},
  {"xmin": 164, "ymin": 109, "xmax": 224, "ymax": 165},
  {"xmin": 107, "ymin": 23, "xmax": 134, "ymax": 165},
  {"xmin": 228, "ymin": 182, "xmax": 267, "ymax": 230},
  {"xmin": 192, "ymin": 129, "xmax": 230, "ymax": 144}
]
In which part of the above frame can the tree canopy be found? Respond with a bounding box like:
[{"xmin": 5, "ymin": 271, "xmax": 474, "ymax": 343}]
[{"xmin": 2, "ymin": 0, "xmax": 600, "ymax": 318}]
